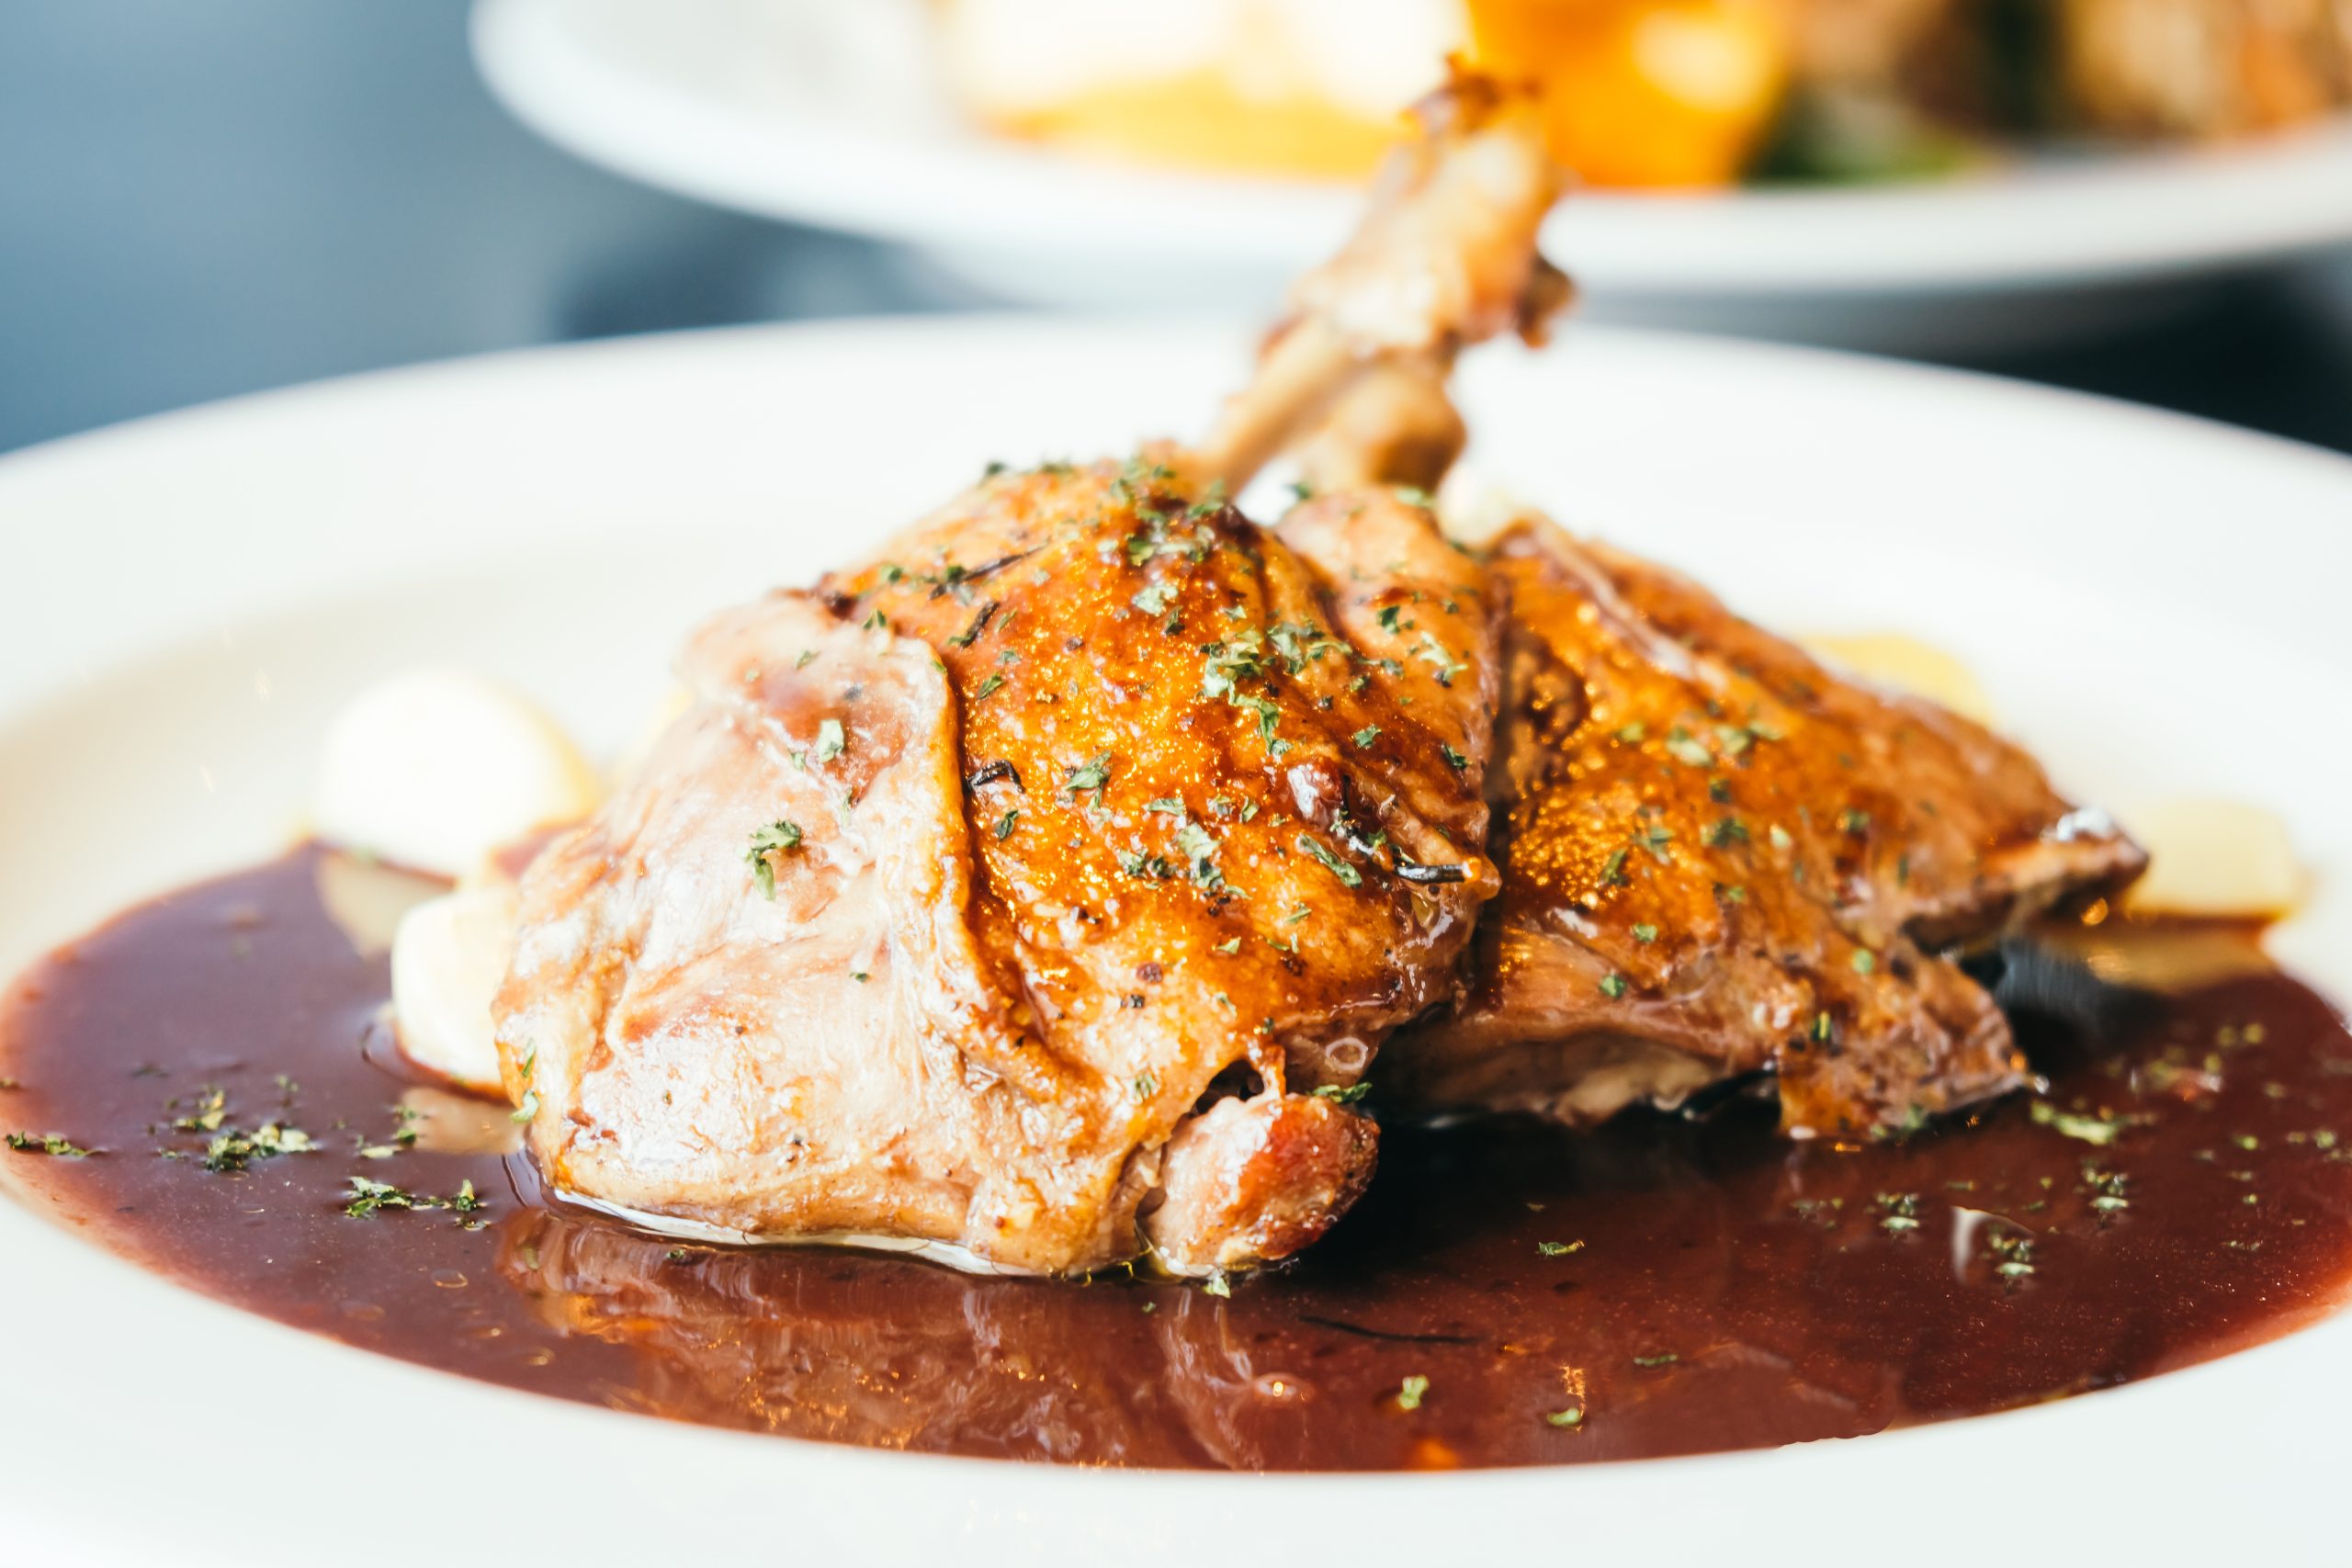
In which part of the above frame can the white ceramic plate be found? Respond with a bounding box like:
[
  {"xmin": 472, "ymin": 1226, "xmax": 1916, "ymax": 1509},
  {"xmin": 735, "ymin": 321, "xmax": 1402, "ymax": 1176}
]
[
  {"xmin": 471, "ymin": 0, "xmax": 2352, "ymax": 349},
  {"xmin": 3, "ymin": 317, "xmax": 2349, "ymax": 1564}
]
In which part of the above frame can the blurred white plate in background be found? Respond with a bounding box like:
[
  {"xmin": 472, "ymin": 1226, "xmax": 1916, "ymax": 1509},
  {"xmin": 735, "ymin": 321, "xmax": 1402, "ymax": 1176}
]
[
  {"xmin": 3, "ymin": 312, "xmax": 2351, "ymax": 1562},
  {"xmin": 472, "ymin": 0, "xmax": 2352, "ymax": 350}
]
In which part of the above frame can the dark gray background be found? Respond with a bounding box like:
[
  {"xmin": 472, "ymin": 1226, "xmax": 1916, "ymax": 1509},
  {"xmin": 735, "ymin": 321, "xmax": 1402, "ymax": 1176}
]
[{"xmin": 7, "ymin": 0, "xmax": 2351, "ymax": 457}]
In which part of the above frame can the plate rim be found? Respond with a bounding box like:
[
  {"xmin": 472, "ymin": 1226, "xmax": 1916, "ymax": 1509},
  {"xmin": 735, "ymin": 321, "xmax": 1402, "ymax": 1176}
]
[{"xmin": 470, "ymin": 0, "xmax": 2352, "ymax": 295}]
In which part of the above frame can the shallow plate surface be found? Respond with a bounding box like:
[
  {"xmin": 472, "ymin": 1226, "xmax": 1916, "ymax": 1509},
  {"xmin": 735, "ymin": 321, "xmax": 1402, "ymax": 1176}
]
[
  {"xmin": 472, "ymin": 0, "xmax": 2352, "ymax": 344},
  {"xmin": 2, "ymin": 316, "xmax": 2349, "ymax": 1564}
]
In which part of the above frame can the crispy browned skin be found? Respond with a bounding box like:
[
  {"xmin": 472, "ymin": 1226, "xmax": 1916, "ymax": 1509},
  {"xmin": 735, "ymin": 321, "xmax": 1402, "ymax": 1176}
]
[
  {"xmin": 825, "ymin": 466, "xmax": 1499, "ymax": 1265},
  {"xmin": 1186, "ymin": 61, "xmax": 1567, "ymax": 495},
  {"xmin": 1387, "ymin": 519, "xmax": 2144, "ymax": 1138},
  {"xmin": 496, "ymin": 464, "xmax": 1499, "ymax": 1275},
  {"xmin": 491, "ymin": 72, "xmax": 1559, "ymax": 1279}
]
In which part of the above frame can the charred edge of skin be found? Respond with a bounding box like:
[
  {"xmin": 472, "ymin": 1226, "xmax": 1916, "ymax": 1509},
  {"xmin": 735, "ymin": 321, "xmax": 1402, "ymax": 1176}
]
[
  {"xmin": 935, "ymin": 548, "xmax": 1039, "ymax": 593},
  {"xmin": 964, "ymin": 760, "xmax": 1023, "ymax": 794}
]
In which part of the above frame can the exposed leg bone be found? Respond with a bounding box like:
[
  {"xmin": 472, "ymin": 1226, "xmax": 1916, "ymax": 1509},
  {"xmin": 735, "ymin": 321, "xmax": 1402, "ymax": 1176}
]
[
  {"xmin": 1183, "ymin": 62, "xmax": 1570, "ymax": 497},
  {"xmin": 1291, "ymin": 357, "xmax": 1468, "ymax": 494}
]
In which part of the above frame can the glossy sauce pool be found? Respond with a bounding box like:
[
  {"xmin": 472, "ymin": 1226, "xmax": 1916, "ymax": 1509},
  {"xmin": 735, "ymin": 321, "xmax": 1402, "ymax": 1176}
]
[{"xmin": 5, "ymin": 846, "xmax": 2351, "ymax": 1471}]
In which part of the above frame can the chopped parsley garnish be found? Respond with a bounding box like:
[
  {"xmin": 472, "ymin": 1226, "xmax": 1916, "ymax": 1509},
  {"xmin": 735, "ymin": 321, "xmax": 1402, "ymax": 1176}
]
[
  {"xmin": 201, "ymin": 1122, "xmax": 314, "ymax": 1173},
  {"xmin": 1131, "ymin": 583, "xmax": 1172, "ymax": 615},
  {"xmin": 1632, "ymin": 923, "xmax": 1658, "ymax": 944},
  {"xmin": 1123, "ymin": 512, "xmax": 1206, "ymax": 569},
  {"xmin": 1838, "ymin": 807, "xmax": 1871, "ymax": 835},
  {"xmin": 1988, "ymin": 1228, "xmax": 2035, "ymax": 1285},
  {"xmin": 1395, "ymin": 1374, "xmax": 1430, "ymax": 1411},
  {"xmin": 946, "ymin": 602, "xmax": 997, "ymax": 648},
  {"xmin": 1632, "ymin": 1352, "xmax": 1679, "ymax": 1369},
  {"xmin": 1269, "ymin": 622, "xmax": 1345, "ymax": 671},
  {"xmin": 1537, "ymin": 1240, "xmax": 1584, "ymax": 1257},
  {"xmin": 1229, "ymin": 691, "xmax": 1283, "ymax": 750},
  {"xmin": 6, "ymin": 1132, "xmax": 92, "ymax": 1157},
  {"xmin": 814, "ymin": 718, "xmax": 846, "ymax": 762},
  {"xmin": 1614, "ymin": 723, "xmax": 1646, "ymax": 743},
  {"xmin": 1665, "ymin": 728, "xmax": 1713, "ymax": 767},
  {"xmin": 1600, "ymin": 848, "xmax": 1631, "ymax": 887},
  {"xmin": 2085, "ymin": 1167, "xmax": 2130, "ymax": 1221},
  {"xmin": 174, "ymin": 1086, "xmax": 229, "ymax": 1133},
  {"xmin": 1311, "ymin": 1083, "xmax": 1372, "ymax": 1104},
  {"xmin": 1544, "ymin": 1407, "xmax": 1585, "ymax": 1428},
  {"xmin": 343, "ymin": 1175, "xmax": 486, "ymax": 1221},
  {"xmin": 1173, "ymin": 822, "xmax": 1224, "ymax": 889},
  {"xmin": 1600, "ymin": 974, "xmax": 1628, "ymax": 999},
  {"xmin": 1352, "ymin": 726, "xmax": 1382, "ymax": 749},
  {"xmin": 1296, "ymin": 833, "xmax": 1363, "ymax": 888},
  {"xmin": 1118, "ymin": 851, "xmax": 1174, "ymax": 881},
  {"xmin": 1413, "ymin": 632, "xmax": 1465, "ymax": 686},
  {"xmin": 1375, "ymin": 604, "xmax": 1404, "ymax": 635},
  {"xmin": 2030, "ymin": 1100, "xmax": 2132, "ymax": 1145},
  {"xmin": 994, "ymin": 809, "xmax": 1019, "ymax": 841},
  {"xmin": 1441, "ymin": 743, "xmax": 1468, "ymax": 772},
  {"xmin": 1064, "ymin": 752, "xmax": 1112, "ymax": 798},
  {"xmin": 1200, "ymin": 632, "xmax": 1286, "ymax": 750},
  {"xmin": 1850, "ymin": 950, "xmax": 1877, "ymax": 975},
  {"xmin": 972, "ymin": 673, "xmax": 1007, "ymax": 702},
  {"xmin": 746, "ymin": 819, "xmax": 805, "ymax": 898}
]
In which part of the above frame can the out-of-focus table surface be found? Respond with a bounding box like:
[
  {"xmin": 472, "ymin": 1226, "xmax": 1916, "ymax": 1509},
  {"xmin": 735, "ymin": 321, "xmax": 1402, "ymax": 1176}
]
[{"xmin": 6, "ymin": 0, "xmax": 2350, "ymax": 459}]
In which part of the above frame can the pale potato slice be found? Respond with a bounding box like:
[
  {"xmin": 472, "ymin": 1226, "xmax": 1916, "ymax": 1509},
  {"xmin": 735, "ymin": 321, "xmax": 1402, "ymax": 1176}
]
[
  {"xmin": 2120, "ymin": 797, "xmax": 2306, "ymax": 919},
  {"xmin": 314, "ymin": 669, "xmax": 600, "ymax": 878},
  {"xmin": 389, "ymin": 881, "xmax": 519, "ymax": 1097},
  {"xmin": 1802, "ymin": 633, "xmax": 1996, "ymax": 726}
]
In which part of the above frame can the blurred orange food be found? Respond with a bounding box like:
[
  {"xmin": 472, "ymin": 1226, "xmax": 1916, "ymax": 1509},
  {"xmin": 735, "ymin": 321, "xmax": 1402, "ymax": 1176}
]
[
  {"xmin": 1466, "ymin": 0, "xmax": 1792, "ymax": 186},
  {"xmin": 938, "ymin": 0, "xmax": 2352, "ymax": 190},
  {"xmin": 937, "ymin": 0, "xmax": 1463, "ymax": 180},
  {"xmin": 984, "ymin": 69, "xmax": 1406, "ymax": 180},
  {"xmin": 938, "ymin": 0, "xmax": 1792, "ymax": 187}
]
